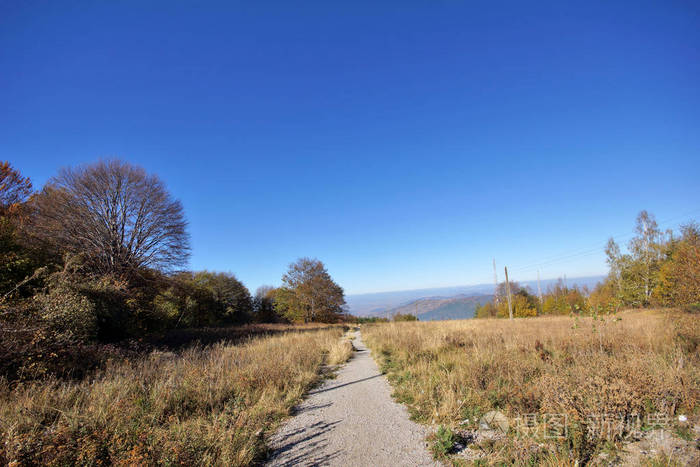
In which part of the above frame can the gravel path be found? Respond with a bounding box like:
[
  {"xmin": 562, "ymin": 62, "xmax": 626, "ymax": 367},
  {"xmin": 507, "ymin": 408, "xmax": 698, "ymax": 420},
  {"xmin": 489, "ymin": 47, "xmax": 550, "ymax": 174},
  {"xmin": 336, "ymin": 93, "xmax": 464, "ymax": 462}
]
[{"xmin": 266, "ymin": 330, "xmax": 438, "ymax": 467}]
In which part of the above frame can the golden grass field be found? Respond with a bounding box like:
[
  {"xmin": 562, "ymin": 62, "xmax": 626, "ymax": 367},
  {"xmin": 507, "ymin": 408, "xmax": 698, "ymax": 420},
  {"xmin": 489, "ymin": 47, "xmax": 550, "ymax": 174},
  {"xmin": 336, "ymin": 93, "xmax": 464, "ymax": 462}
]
[
  {"xmin": 0, "ymin": 326, "xmax": 353, "ymax": 466},
  {"xmin": 363, "ymin": 309, "xmax": 699, "ymax": 465}
]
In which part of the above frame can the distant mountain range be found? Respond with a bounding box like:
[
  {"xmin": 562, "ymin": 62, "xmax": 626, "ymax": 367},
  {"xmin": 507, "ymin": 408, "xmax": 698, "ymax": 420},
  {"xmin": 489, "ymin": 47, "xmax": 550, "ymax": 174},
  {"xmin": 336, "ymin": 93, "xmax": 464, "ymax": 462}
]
[
  {"xmin": 346, "ymin": 275, "xmax": 605, "ymax": 319},
  {"xmin": 380, "ymin": 294, "xmax": 493, "ymax": 321}
]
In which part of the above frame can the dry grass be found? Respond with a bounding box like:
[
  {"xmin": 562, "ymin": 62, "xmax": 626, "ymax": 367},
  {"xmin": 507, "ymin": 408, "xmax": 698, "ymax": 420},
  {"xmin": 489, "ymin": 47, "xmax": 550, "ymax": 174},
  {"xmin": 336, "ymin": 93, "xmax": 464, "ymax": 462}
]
[
  {"xmin": 144, "ymin": 322, "xmax": 340, "ymax": 349},
  {"xmin": 363, "ymin": 309, "xmax": 699, "ymax": 465},
  {"xmin": 0, "ymin": 326, "xmax": 354, "ymax": 466}
]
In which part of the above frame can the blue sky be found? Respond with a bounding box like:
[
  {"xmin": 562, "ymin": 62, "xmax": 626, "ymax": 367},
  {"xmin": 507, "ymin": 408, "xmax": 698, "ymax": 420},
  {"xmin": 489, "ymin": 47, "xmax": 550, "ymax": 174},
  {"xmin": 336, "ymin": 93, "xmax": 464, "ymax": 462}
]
[{"xmin": 2, "ymin": 1, "xmax": 699, "ymax": 294}]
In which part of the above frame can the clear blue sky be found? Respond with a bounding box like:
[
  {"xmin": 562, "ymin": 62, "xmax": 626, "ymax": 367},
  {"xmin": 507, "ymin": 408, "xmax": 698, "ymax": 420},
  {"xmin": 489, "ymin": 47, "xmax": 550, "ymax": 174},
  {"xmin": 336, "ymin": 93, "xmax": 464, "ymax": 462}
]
[{"xmin": 2, "ymin": 1, "xmax": 699, "ymax": 294}]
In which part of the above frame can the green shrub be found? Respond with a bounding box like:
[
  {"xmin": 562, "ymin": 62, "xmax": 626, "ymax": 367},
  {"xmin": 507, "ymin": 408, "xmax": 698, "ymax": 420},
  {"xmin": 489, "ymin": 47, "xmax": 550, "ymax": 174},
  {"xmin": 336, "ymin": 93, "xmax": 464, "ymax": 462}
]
[
  {"xmin": 393, "ymin": 313, "xmax": 418, "ymax": 322},
  {"xmin": 429, "ymin": 425, "xmax": 457, "ymax": 459},
  {"xmin": 34, "ymin": 285, "xmax": 97, "ymax": 342}
]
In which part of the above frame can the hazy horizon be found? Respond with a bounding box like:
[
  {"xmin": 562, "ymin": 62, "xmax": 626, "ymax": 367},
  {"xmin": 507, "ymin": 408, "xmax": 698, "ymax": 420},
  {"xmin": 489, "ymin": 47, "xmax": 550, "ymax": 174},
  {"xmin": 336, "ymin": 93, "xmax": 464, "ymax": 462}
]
[
  {"xmin": 345, "ymin": 274, "xmax": 605, "ymax": 316},
  {"xmin": 347, "ymin": 273, "xmax": 605, "ymax": 298}
]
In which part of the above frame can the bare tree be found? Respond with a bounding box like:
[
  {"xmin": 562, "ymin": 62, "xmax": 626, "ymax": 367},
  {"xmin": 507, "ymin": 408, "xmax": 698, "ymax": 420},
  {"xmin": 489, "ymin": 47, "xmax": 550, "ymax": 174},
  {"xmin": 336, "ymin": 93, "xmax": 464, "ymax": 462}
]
[{"xmin": 29, "ymin": 159, "xmax": 189, "ymax": 277}]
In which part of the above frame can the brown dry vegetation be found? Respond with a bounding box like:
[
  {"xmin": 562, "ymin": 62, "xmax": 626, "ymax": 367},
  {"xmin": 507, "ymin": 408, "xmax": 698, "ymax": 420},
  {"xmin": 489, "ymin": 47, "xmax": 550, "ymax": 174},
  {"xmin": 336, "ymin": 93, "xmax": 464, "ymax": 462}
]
[
  {"xmin": 363, "ymin": 310, "xmax": 699, "ymax": 465},
  {"xmin": 0, "ymin": 326, "xmax": 353, "ymax": 466}
]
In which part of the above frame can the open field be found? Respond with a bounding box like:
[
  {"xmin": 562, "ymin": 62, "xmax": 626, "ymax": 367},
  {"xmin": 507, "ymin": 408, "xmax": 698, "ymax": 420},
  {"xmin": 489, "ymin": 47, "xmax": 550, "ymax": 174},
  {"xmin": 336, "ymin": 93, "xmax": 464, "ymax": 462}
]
[
  {"xmin": 363, "ymin": 310, "xmax": 699, "ymax": 465},
  {"xmin": 0, "ymin": 326, "xmax": 353, "ymax": 466}
]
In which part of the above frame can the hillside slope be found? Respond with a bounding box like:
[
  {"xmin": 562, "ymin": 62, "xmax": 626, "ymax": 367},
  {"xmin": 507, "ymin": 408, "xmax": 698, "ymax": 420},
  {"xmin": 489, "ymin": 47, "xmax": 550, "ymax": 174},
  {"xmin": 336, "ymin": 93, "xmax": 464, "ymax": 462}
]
[{"xmin": 383, "ymin": 294, "xmax": 493, "ymax": 321}]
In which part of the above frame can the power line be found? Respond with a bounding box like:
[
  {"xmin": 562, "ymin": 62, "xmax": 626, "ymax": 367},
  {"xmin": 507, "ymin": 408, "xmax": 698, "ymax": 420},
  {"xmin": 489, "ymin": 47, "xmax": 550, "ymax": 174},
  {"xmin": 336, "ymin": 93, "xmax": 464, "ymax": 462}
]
[{"xmin": 509, "ymin": 208, "xmax": 700, "ymax": 275}]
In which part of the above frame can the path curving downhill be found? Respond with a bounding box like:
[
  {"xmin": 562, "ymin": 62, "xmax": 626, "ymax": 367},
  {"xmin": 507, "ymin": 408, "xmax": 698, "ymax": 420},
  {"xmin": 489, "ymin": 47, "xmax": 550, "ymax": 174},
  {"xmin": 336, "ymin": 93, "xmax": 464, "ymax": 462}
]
[{"xmin": 266, "ymin": 330, "xmax": 438, "ymax": 467}]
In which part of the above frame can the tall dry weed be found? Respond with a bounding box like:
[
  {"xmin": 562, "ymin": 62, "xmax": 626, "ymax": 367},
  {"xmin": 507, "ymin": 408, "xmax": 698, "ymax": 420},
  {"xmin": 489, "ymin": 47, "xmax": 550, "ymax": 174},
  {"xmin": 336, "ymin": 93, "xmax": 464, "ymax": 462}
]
[
  {"xmin": 0, "ymin": 326, "xmax": 352, "ymax": 465},
  {"xmin": 363, "ymin": 310, "xmax": 699, "ymax": 463}
]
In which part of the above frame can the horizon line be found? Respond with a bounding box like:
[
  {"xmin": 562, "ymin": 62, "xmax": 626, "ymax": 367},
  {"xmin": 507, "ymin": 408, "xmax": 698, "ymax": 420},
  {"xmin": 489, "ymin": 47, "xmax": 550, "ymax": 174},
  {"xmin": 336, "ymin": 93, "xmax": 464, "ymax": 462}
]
[{"xmin": 346, "ymin": 273, "xmax": 606, "ymax": 297}]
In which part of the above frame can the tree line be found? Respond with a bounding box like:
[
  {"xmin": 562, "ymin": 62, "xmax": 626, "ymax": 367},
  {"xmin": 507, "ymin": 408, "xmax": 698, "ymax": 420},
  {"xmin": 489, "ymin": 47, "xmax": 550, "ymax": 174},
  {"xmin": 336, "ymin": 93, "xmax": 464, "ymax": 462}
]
[
  {"xmin": 0, "ymin": 160, "xmax": 346, "ymax": 381},
  {"xmin": 475, "ymin": 279, "xmax": 587, "ymax": 318},
  {"xmin": 475, "ymin": 210, "xmax": 699, "ymax": 318}
]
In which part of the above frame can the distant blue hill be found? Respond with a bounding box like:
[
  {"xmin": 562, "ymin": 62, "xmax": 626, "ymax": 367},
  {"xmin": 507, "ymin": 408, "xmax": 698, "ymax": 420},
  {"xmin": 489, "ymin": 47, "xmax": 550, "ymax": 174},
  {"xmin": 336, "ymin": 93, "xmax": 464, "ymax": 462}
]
[
  {"xmin": 346, "ymin": 275, "xmax": 605, "ymax": 317},
  {"xmin": 414, "ymin": 295, "xmax": 493, "ymax": 321},
  {"xmin": 379, "ymin": 294, "xmax": 493, "ymax": 321}
]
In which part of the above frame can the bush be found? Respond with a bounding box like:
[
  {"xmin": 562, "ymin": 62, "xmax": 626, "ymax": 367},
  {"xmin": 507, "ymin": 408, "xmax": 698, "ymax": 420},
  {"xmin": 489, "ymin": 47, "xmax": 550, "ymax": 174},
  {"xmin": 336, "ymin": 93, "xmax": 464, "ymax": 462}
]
[
  {"xmin": 653, "ymin": 223, "xmax": 700, "ymax": 307},
  {"xmin": 475, "ymin": 301, "xmax": 498, "ymax": 318},
  {"xmin": 393, "ymin": 313, "xmax": 418, "ymax": 321},
  {"xmin": 0, "ymin": 301, "xmax": 134, "ymax": 382},
  {"xmin": 429, "ymin": 425, "xmax": 457, "ymax": 459},
  {"xmin": 152, "ymin": 272, "xmax": 253, "ymax": 329},
  {"xmin": 34, "ymin": 285, "xmax": 97, "ymax": 342}
]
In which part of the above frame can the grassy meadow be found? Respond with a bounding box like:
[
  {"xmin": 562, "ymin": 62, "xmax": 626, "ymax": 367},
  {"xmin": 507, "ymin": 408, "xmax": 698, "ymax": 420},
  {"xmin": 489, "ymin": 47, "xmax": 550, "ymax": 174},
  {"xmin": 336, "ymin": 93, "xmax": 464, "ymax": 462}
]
[
  {"xmin": 363, "ymin": 310, "xmax": 699, "ymax": 465},
  {"xmin": 0, "ymin": 326, "xmax": 353, "ymax": 466}
]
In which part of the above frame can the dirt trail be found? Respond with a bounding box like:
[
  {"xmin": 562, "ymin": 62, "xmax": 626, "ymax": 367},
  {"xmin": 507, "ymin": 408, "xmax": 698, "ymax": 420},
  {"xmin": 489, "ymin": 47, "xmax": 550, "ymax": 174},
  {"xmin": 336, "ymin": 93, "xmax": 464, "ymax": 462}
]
[{"xmin": 266, "ymin": 330, "xmax": 438, "ymax": 467}]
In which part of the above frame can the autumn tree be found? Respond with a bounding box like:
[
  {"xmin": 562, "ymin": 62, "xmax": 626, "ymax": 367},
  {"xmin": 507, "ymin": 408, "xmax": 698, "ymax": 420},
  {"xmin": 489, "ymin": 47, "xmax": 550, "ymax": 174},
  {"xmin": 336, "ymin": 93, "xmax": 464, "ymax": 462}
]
[
  {"xmin": 193, "ymin": 271, "xmax": 252, "ymax": 323},
  {"xmin": 253, "ymin": 285, "xmax": 281, "ymax": 322},
  {"xmin": 629, "ymin": 210, "xmax": 663, "ymax": 304},
  {"xmin": 0, "ymin": 161, "xmax": 33, "ymax": 216},
  {"xmin": 653, "ymin": 223, "xmax": 700, "ymax": 306},
  {"xmin": 478, "ymin": 279, "xmax": 588, "ymax": 318},
  {"xmin": 274, "ymin": 258, "xmax": 345, "ymax": 323},
  {"xmin": 29, "ymin": 160, "xmax": 190, "ymax": 278},
  {"xmin": 604, "ymin": 238, "xmax": 643, "ymax": 306},
  {"xmin": 605, "ymin": 237, "xmax": 622, "ymax": 296},
  {"xmin": 475, "ymin": 302, "xmax": 498, "ymax": 319},
  {"xmin": 605, "ymin": 211, "xmax": 668, "ymax": 307},
  {"xmin": 1, "ymin": 162, "xmax": 40, "ymax": 297},
  {"xmin": 492, "ymin": 281, "xmax": 538, "ymax": 317},
  {"xmin": 153, "ymin": 271, "xmax": 252, "ymax": 328},
  {"xmin": 588, "ymin": 280, "xmax": 619, "ymax": 313}
]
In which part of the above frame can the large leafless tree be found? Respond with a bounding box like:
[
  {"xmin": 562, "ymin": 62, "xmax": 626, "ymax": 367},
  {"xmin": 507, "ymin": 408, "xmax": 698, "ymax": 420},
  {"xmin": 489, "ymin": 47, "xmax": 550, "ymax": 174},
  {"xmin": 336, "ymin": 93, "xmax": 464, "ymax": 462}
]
[{"xmin": 30, "ymin": 160, "xmax": 189, "ymax": 276}]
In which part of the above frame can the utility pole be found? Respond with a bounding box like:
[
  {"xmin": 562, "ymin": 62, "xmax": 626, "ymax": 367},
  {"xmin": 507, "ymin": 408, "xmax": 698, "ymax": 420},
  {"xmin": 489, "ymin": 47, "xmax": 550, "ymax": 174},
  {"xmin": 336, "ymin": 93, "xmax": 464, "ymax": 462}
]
[
  {"xmin": 642, "ymin": 217, "xmax": 650, "ymax": 301},
  {"xmin": 492, "ymin": 258, "xmax": 499, "ymax": 304},
  {"xmin": 537, "ymin": 270, "xmax": 543, "ymax": 312},
  {"xmin": 504, "ymin": 266, "xmax": 513, "ymax": 320}
]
